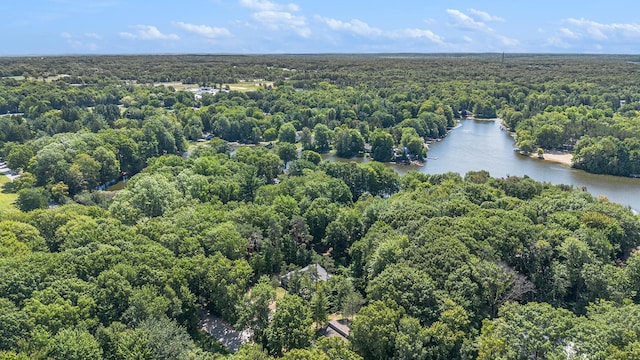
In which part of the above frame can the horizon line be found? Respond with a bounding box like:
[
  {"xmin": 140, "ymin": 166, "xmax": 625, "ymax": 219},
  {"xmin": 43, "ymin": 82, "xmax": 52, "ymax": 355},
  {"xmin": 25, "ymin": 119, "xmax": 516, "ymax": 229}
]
[{"xmin": 1, "ymin": 51, "xmax": 640, "ymax": 58}]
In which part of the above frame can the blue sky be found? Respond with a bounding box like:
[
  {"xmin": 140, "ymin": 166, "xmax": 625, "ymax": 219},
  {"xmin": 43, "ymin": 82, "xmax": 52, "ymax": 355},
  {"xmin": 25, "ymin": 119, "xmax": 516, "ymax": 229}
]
[{"xmin": 2, "ymin": 0, "xmax": 640, "ymax": 55}]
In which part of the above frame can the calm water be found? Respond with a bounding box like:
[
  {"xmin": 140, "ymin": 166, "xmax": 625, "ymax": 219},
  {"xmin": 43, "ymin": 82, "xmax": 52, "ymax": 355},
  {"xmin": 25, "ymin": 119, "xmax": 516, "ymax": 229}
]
[{"xmin": 324, "ymin": 119, "xmax": 640, "ymax": 211}]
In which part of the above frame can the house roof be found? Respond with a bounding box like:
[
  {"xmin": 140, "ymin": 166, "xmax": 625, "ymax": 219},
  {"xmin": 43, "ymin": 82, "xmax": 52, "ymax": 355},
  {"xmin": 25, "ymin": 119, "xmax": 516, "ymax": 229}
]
[
  {"xmin": 324, "ymin": 319, "xmax": 351, "ymax": 341},
  {"xmin": 281, "ymin": 263, "xmax": 330, "ymax": 283}
]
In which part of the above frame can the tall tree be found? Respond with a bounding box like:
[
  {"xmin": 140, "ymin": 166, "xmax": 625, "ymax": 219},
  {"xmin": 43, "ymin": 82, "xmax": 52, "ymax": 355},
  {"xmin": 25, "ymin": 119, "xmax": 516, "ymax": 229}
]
[
  {"xmin": 49, "ymin": 328, "xmax": 103, "ymax": 360},
  {"xmin": 236, "ymin": 276, "xmax": 275, "ymax": 346},
  {"xmin": 313, "ymin": 124, "xmax": 331, "ymax": 153},
  {"xmin": 310, "ymin": 285, "xmax": 329, "ymax": 330},
  {"xmin": 370, "ymin": 129, "xmax": 394, "ymax": 162},
  {"xmin": 278, "ymin": 122, "xmax": 297, "ymax": 144},
  {"xmin": 6, "ymin": 144, "xmax": 34, "ymax": 172},
  {"xmin": 277, "ymin": 143, "xmax": 298, "ymax": 167},
  {"xmin": 266, "ymin": 294, "xmax": 313, "ymax": 356},
  {"xmin": 351, "ymin": 300, "xmax": 405, "ymax": 360}
]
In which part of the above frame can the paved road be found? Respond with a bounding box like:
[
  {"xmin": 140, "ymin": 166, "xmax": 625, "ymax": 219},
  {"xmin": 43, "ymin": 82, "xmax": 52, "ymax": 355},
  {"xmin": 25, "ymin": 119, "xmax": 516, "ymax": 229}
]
[
  {"xmin": 0, "ymin": 162, "xmax": 20, "ymax": 181},
  {"xmin": 199, "ymin": 310, "xmax": 251, "ymax": 353}
]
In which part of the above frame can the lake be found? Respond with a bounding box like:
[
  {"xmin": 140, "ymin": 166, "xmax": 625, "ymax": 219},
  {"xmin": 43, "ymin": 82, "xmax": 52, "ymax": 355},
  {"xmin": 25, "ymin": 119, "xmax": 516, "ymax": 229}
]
[{"xmin": 324, "ymin": 119, "xmax": 640, "ymax": 211}]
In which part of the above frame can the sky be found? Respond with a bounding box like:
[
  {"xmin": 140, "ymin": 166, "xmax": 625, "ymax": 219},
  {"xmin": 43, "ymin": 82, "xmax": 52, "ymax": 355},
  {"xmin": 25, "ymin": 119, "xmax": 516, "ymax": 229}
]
[{"xmin": 2, "ymin": 0, "xmax": 640, "ymax": 55}]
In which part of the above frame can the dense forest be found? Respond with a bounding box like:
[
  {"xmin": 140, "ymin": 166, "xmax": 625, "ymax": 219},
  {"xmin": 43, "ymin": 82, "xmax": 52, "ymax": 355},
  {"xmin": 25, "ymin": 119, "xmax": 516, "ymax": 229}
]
[
  {"xmin": 2, "ymin": 54, "xmax": 640, "ymax": 177},
  {"xmin": 1, "ymin": 54, "xmax": 640, "ymax": 359}
]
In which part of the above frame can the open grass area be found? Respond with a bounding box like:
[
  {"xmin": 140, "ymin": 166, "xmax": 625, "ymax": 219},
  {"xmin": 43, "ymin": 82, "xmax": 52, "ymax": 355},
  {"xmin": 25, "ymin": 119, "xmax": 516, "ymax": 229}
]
[
  {"xmin": 151, "ymin": 81, "xmax": 199, "ymax": 91},
  {"xmin": 142, "ymin": 80, "xmax": 273, "ymax": 93},
  {"xmin": 43, "ymin": 74, "xmax": 70, "ymax": 82},
  {"xmin": 227, "ymin": 81, "xmax": 273, "ymax": 92},
  {"xmin": 187, "ymin": 140, "xmax": 204, "ymax": 151},
  {"xmin": 275, "ymin": 287, "xmax": 287, "ymax": 300},
  {"xmin": 1, "ymin": 75, "xmax": 25, "ymax": 81},
  {"xmin": 0, "ymin": 176, "xmax": 18, "ymax": 213}
]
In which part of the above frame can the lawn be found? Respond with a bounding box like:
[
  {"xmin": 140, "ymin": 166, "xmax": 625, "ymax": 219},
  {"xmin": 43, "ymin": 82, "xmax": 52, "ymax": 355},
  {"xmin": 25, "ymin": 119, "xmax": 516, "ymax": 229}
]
[
  {"xmin": 275, "ymin": 286, "xmax": 287, "ymax": 300},
  {"xmin": 150, "ymin": 81, "xmax": 199, "ymax": 91},
  {"xmin": 227, "ymin": 81, "xmax": 273, "ymax": 92},
  {"xmin": 1, "ymin": 75, "xmax": 25, "ymax": 81},
  {"xmin": 0, "ymin": 176, "xmax": 18, "ymax": 213},
  {"xmin": 143, "ymin": 80, "xmax": 273, "ymax": 92}
]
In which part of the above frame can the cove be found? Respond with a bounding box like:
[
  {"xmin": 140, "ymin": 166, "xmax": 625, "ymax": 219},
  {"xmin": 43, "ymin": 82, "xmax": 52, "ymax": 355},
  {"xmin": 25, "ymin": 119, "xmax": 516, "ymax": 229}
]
[{"xmin": 324, "ymin": 119, "xmax": 640, "ymax": 211}]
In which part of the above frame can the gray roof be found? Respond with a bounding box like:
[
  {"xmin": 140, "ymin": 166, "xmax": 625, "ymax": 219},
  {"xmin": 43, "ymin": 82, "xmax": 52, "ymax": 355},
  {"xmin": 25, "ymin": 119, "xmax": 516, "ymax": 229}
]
[
  {"xmin": 281, "ymin": 263, "xmax": 330, "ymax": 284},
  {"xmin": 325, "ymin": 320, "xmax": 351, "ymax": 341}
]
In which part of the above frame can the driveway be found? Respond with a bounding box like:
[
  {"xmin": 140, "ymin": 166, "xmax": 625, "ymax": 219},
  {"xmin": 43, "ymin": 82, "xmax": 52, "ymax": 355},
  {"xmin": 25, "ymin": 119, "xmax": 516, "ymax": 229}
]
[{"xmin": 0, "ymin": 162, "xmax": 20, "ymax": 181}]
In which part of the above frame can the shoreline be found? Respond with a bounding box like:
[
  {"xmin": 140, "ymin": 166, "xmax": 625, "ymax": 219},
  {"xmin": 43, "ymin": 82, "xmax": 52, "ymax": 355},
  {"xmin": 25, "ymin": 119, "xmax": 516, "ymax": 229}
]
[
  {"xmin": 499, "ymin": 122, "xmax": 573, "ymax": 167},
  {"xmin": 464, "ymin": 117, "xmax": 499, "ymax": 122},
  {"xmin": 529, "ymin": 150, "xmax": 573, "ymax": 166}
]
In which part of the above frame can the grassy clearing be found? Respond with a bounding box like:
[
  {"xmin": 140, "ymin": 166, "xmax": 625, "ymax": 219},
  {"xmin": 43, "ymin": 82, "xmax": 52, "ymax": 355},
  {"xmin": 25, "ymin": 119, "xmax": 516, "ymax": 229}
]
[
  {"xmin": 106, "ymin": 181, "xmax": 127, "ymax": 191},
  {"xmin": 1, "ymin": 75, "xmax": 25, "ymax": 81},
  {"xmin": 0, "ymin": 176, "xmax": 18, "ymax": 213},
  {"xmin": 275, "ymin": 287, "xmax": 287, "ymax": 300},
  {"xmin": 187, "ymin": 140, "xmax": 204, "ymax": 151},
  {"xmin": 141, "ymin": 81, "xmax": 273, "ymax": 93},
  {"xmin": 152, "ymin": 82, "xmax": 199, "ymax": 91},
  {"xmin": 227, "ymin": 82, "xmax": 273, "ymax": 92},
  {"xmin": 43, "ymin": 74, "xmax": 70, "ymax": 82}
]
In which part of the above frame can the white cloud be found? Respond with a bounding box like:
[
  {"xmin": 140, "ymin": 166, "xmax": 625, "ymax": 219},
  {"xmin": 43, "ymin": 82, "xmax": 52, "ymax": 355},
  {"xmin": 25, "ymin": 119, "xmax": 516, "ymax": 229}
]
[
  {"xmin": 495, "ymin": 34, "xmax": 518, "ymax": 46},
  {"xmin": 173, "ymin": 22, "xmax": 231, "ymax": 38},
  {"xmin": 252, "ymin": 11, "xmax": 310, "ymax": 37},
  {"xmin": 548, "ymin": 18, "xmax": 640, "ymax": 50},
  {"xmin": 239, "ymin": 0, "xmax": 298, "ymax": 12},
  {"xmin": 239, "ymin": 0, "xmax": 309, "ymax": 38},
  {"xmin": 60, "ymin": 32, "xmax": 99, "ymax": 51},
  {"xmin": 446, "ymin": 9, "xmax": 492, "ymax": 32},
  {"xmin": 119, "ymin": 25, "xmax": 179, "ymax": 40},
  {"xmin": 392, "ymin": 28, "xmax": 444, "ymax": 44},
  {"xmin": 317, "ymin": 16, "xmax": 444, "ymax": 44},
  {"xmin": 468, "ymin": 8, "xmax": 504, "ymax": 22},
  {"xmin": 564, "ymin": 18, "xmax": 640, "ymax": 41},
  {"xmin": 446, "ymin": 8, "xmax": 518, "ymax": 47},
  {"xmin": 567, "ymin": 18, "xmax": 607, "ymax": 40},
  {"xmin": 119, "ymin": 32, "xmax": 136, "ymax": 40},
  {"xmin": 316, "ymin": 17, "xmax": 383, "ymax": 37},
  {"xmin": 463, "ymin": 36, "xmax": 473, "ymax": 42},
  {"xmin": 546, "ymin": 36, "xmax": 570, "ymax": 49},
  {"xmin": 559, "ymin": 27, "xmax": 579, "ymax": 39},
  {"xmin": 68, "ymin": 32, "xmax": 101, "ymax": 41}
]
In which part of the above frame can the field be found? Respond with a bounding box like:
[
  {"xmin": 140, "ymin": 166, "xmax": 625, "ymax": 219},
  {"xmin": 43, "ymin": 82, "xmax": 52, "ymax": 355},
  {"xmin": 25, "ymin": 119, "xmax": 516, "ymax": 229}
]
[
  {"xmin": 1, "ymin": 75, "xmax": 26, "ymax": 81},
  {"xmin": 227, "ymin": 81, "xmax": 273, "ymax": 92},
  {"xmin": 150, "ymin": 81, "xmax": 199, "ymax": 91},
  {"xmin": 141, "ymin": 80, "xmax": 273, "ymax": 93},
  {"xmin": 0, "ymin": 176, "xmax": 17, "ymax": 212}
]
